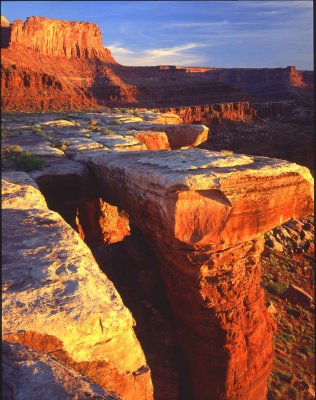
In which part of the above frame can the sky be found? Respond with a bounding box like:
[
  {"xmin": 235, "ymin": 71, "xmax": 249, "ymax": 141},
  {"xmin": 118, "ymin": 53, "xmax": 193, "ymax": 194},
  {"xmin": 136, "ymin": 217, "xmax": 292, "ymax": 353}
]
[{"xmin": 2, "ymin": 1, "xmax": 314, "ymax": 69}]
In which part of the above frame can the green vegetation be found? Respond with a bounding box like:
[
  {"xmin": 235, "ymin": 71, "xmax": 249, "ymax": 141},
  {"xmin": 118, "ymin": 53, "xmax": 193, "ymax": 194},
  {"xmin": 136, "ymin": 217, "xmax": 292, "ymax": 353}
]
[
  {"xmin": 102, "ymin": 128, "xmax": 116, "ymax": 136},
  {"xmin": 32, "ymin": 124, "xmax": 44, "ymax": 133},
  {"xmin": 14, "ymin": 151, "xmax": 45, "ymax": 172},
  {"xmin": 2, "ymin": 145, "xmax": 22, "ymax": 158},
  {"xmin": 279, "ymin": 332, "xmax": 296, "ymax": 344},
  {"xmin": 1, "ymin": 127, "xmax": 19, "ymax": 138},
  {"xmin": 110, "ymin": 119, "xmax": 121, "ymax": 125},
  {"xmin": 117, "ymin": 108, "xmax": 129, "ymax": 114},
  {"xmin": 301, "ymin": 345, "xmax": 313, "ymax": 355},
  {"xmin": 133, "ymin": 110, "xmax": 141, "ymax": 117},
  {"xmin": 265, "ymin": 280, "xmax": 288, "ymax": 296},
  {"xmin": 33, "ymin": 130, "xmax": 71, "ymax": 151},
  {"xmin": 2, "ymin": 146, "xmax": 45, "ymax": 172},
  {"xmin": 276, "ymin": 370, "xmax": 291, "ymax": 383},
  {"xmin": 56, "ymin": 139, "xmax": 70, "ymax": 151}
]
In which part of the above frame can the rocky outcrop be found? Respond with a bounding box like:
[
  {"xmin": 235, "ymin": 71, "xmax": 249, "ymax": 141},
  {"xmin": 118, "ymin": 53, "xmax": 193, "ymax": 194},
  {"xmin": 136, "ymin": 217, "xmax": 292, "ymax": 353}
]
[
  {"xmin": 77, "ymin": 198, "xmax": 130, "ymax": 247},
  {"xmin": 1, "ymin": 16, "xmax": 135, "ymax": 111},
  {"xmin": 198, "ymin": 66, "xmax": 311, "ymax": 89},
  {"xmin": 74, "ymin": 148, "xmax": 314, "ymax": 400},
  {"xmin": 155, "ymin": 101, "xmax": 258, "ymax": 125},
  {"xmin": 2, "ymin": 341, "xmax": 120, "ymax": 400},
  {"xmin": 2, "ymin": 16, "xmax": 312, "ymax": 111},
  {"xmin": 253, "ymin": 101, "xmax": 296, "ymax": 118},
  {"xmin": 2, "ymin": 171, "xmax": 153, "ymax": 400},
  {"xmin": 6, "ymin": 16, "xmax": 114, "ymax": 59}
]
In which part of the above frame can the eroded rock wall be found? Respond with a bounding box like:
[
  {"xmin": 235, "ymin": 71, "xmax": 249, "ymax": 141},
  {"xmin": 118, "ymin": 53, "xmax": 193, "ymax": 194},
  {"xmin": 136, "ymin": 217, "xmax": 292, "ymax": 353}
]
[
  {"xmin": 8, "ymin": 17, "xmax": 113, "ymax": 59},
  {"xmin": 2, "ymin": 16, "xmax": 313, "ymax": 111},
  {"xmin": 74, "ymin": 148, "xmax": 314, "ymax": 400},
  {"xmin": 155, "ymin": 101, "xmax": 257, "ymax": 125}
]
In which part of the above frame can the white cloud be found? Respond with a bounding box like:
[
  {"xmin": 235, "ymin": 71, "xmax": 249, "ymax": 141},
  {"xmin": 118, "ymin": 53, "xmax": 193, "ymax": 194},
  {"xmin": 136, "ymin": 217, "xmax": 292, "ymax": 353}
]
[
  {"xmin": 107, "ymin": 42, "xmax": 211, "ymax": 66},
  {"xmin": 161, "ymin": 20, "xmax": 229, "ymax": 29},
  {"xmin": 107, "ymin": 43, "xmax": 133, "ymax": 54}
]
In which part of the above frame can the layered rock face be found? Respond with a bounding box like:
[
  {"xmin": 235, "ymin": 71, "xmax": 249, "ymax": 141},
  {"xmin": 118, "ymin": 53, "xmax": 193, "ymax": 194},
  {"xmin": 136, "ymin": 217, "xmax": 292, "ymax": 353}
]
[
  {"xmin": 198, "ymin": 65, "xmax": 311, "ymax": 89},
  {"xmin": 5, "ymin": 16, "xmax": 112, "ymax": 59},
  {"xmin": 2, "ymin": 171, "xmax": 153, "ymax": 400},
  {"xmin": 155, "ymin": 101, "xmax": 258, "ymax": 125},
  {"xmin": 1, "ymin": 17, "xmax": 136, "ymax": 111},
  {"xmin": 1, "ymin": 16, "xmax": 313, "ymax": 111},
  {"xmin": 74, "ymin": 148, "xmax": 314, "ymax": 400}
]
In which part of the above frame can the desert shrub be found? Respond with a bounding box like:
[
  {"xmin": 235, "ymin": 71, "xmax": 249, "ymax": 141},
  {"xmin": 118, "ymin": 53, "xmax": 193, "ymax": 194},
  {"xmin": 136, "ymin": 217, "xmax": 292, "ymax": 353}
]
[
  {"xmin": 276, "ymin": 371, "xmax": 291, "ymax": 383},
  {"xmin": 32, "ymin": 124, "xmax": 43, "ymax": 133},
  {"xmin": 102, "ymin": 128, "xmax": 116, "ymax": 136},
  {"xmin": 14, "ymin": 151, "xmax": 45, "ymax": 172},
  {"xmin": 220, "ymin": 150, "xmax": 234, "ymax": 157},
  {"xmin": 301, "ymin": 345, "xmax": 313, "ymax": 355},
  {"xmin": 265, "ymin": 280, "xmax": 288, "ymax": 296},
  {"xmin": 110, "ymin": 119, "xmax": 121, "ymax": 125},
  {"xmin": 133, "ymin": 110, "xmax": 141, "ymax": 117},
  {"xmin": 56, "ymin": 139, "xmax": 70, "ymax": 151},
  {"xmin": 33, "ymin": 131, "xmax": 68, "ymax": 149},
  {"xmin": 37, "ymin": 132, "xmax": 57, "ymax": 147},
  {"xmin": 279, "ymin": 332, "xmax": 296, "ymax": 344},
  {"xmin": 1, "ymin": 127, "xmax": 19, "ymax": 138},
  {"xmin": 2, "ymin": 144, "xmax": 23, "ymax": 158}
]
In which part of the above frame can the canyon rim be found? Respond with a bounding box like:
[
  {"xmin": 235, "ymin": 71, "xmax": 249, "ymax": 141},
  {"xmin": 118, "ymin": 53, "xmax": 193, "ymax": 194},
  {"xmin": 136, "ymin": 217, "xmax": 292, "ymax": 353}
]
[{"xmin": 1, "ymin": 2, "xmax": 314, "ymax": 400}]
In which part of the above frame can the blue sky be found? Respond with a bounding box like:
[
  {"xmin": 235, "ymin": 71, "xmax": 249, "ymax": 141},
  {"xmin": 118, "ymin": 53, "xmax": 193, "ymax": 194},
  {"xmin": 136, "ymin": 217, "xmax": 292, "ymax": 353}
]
[{"xmin": 2, "ymin": 1, "xmax": 313, "ymax": 69}]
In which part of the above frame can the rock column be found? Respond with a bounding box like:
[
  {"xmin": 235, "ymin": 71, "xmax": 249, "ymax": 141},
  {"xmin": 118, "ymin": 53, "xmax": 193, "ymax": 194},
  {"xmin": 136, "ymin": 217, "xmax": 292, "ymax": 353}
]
[{"xmin": 76, "ymin": 148, "xmax": 314, "ymax": 400}]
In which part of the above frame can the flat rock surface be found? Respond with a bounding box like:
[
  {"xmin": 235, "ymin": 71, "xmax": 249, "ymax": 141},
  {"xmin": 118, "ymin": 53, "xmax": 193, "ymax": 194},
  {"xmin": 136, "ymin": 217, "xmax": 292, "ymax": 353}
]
[
  {"xmin": 75, "ymin": 149, "xmax": 314, "ymax": 248},
  {"xmin": 2, "ymin": 171, "xmax": 153, "ymax": 399},
  {"xmin": 2, "ymin": 341, "xmax": 120, "ymax": 400}
]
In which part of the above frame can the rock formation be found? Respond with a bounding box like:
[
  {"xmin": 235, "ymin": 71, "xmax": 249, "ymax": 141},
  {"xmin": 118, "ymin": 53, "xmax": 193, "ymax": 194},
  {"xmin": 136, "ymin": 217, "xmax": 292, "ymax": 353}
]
[
  {"xmin": 2, "ymin": 108, "xmax": 314, "ymax": 399},
  {"xmin": 8, "ymin": 17, "xmax": 112, "ymax": 59},
  {"xmin": 2, "ymin": 341, "xmax": 120, "ymax": 400},
  {"xmin": 73, "ymin": 148, "xmax": 314, "ymax": 400},
  {"xmin": 1, "ymin": 16, "xmax": 313, "ymax": 111},
  {"xmin": 2, "ymin": 171, "xmax": 153, "ymax": 400},
  {"xmin": 154, "ymin": 101, "xmax": 258, "ymax": 125}
]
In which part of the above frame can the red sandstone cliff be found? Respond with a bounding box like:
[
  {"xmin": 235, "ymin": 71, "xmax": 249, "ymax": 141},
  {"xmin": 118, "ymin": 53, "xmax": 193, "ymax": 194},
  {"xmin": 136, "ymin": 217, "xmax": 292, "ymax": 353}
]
[
  {"xmin": 155, "ymin": 101, "xmax": 258, "ymax": 125},
  {"xmin": 6, "ymin": 16, "xmax": 114, "ymax": 59},
  {"xmin": 1, "ymin": 16, "xmax": 313, "ymax": 111}
]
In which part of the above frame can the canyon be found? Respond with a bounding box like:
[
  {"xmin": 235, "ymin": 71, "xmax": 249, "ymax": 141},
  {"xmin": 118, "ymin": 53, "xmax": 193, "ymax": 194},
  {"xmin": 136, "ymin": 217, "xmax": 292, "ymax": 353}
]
[
  {"xmin": 1, "ymin": 16, "xmax": 313, "ymax": 111},
  {"xmin": 1, "ymin": 14, "xmax": 314, "ymax": 400}
]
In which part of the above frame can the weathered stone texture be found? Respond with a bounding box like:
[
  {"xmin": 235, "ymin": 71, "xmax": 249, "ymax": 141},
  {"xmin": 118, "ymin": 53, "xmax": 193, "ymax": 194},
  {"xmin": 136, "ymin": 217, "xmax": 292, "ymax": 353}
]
[
  {"xmin": 2, "ymin": 171, "xmax": 153, "ymax": 400},
  {"xmin": 75, "ymin": 148, "xmax": 313, "ymax": 400}
]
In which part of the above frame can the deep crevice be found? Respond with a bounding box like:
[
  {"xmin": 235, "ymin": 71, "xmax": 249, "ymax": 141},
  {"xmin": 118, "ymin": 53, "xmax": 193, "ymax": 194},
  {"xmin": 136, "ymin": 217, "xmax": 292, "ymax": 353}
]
[{"xmin": 38, "ymin": 182, "xmax": 192, "ymax": 400}]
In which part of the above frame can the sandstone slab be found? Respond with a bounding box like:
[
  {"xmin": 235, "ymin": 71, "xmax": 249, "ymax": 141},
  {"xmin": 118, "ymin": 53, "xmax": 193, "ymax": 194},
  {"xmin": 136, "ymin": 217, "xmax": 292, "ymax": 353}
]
[
  {"xmin": 2, "ymin": 341, "xmax": 120, "ymax": 400},
  {"xmin": 75, "ymin": 149, "xmax": 313, "ymax": 250},
  {"xmin": 74, "ymin": 148, "xmax": 313, "ymax": 400},
  {"xmin": 2, "ymin": 171, "xmax": 153, "ymax": 399},
  {"xmin": 116, "ymin": 123, "xmax": 209, "ymax": 150}
]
